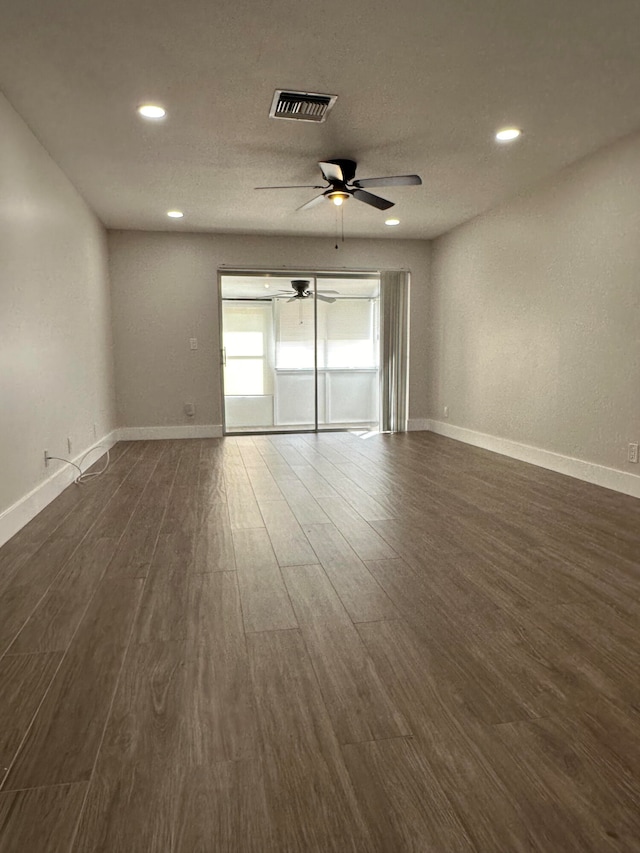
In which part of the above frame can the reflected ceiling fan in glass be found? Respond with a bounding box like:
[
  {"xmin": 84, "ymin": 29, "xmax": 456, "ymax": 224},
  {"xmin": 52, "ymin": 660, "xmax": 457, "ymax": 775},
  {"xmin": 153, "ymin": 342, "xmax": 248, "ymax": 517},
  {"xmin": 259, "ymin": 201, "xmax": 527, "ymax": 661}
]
[{"xmin": 274, "ymin": 279, "xmax": 338, "ymax": 303}]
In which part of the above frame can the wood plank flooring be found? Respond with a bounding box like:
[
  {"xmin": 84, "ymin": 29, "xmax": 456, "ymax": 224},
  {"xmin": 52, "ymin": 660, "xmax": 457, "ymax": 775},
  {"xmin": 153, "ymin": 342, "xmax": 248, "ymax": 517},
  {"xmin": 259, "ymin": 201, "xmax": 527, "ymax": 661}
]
[{"xmin": 0, "ymin": 432, "xmax": 639, "ymax": 851}]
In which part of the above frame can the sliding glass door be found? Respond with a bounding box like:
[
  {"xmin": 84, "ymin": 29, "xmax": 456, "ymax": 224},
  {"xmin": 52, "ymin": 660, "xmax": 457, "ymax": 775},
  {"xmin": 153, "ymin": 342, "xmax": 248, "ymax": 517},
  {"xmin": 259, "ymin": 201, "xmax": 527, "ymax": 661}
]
[{"xmin": 220, "ymin": 272, "xmax": 380, "ymax": 433}]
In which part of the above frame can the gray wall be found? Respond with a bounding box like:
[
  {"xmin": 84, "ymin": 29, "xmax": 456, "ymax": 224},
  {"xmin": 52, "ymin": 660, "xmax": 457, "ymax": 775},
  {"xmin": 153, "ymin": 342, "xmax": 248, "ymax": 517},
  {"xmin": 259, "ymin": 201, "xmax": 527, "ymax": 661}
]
[
  {"xmin": 108, "ymin": 231, "xmax": 430, "ymax": 430},
  {"xmin": 429, "ymin": 129, "xmax": 640, "ymax": 474},
  {"xmin": 0, "ymin": 91, "xmax": 115, "ymax": 517}
]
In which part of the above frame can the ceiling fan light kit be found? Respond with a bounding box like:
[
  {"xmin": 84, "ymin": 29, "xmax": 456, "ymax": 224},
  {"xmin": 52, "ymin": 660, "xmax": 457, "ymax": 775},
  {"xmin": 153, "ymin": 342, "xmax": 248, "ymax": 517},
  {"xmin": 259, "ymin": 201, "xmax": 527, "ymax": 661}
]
[{"xmin": 327, "ymin": 189, "xmax": 350, "ymax": 206}]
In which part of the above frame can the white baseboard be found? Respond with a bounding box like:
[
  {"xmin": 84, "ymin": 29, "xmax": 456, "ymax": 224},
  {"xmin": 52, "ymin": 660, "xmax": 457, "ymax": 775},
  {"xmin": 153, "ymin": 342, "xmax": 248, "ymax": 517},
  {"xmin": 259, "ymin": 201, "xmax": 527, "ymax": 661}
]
[
  {"xmin": 407, "ymin": 418, "xmax": 430, "ymax": 431},
  {"xmin": 427, "ymin": 420, "xmax": 640, "ymax": 499},
  {"xmin": 117, "ymin": 424, "xmax": 223, "ymax": 441},
  {"xmin": 0, "ymin": 430, "xmax": 119, "ymax": 549}
]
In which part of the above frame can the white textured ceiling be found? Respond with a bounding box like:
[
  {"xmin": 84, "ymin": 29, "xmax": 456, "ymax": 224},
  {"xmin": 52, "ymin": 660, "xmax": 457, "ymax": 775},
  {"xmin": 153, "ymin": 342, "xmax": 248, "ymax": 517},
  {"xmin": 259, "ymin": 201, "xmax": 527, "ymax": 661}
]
[{"xmin": 2, "ymin": 0, "xmax": 640, "ymax": 239}]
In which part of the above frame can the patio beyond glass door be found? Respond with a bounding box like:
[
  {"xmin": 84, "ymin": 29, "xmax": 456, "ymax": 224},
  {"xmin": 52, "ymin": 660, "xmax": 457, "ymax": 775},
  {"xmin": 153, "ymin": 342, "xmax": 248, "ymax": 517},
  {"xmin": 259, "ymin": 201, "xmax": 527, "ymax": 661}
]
[{"xmin": 220, "ymin": 273, "xmax": 379, "ymax": 433}]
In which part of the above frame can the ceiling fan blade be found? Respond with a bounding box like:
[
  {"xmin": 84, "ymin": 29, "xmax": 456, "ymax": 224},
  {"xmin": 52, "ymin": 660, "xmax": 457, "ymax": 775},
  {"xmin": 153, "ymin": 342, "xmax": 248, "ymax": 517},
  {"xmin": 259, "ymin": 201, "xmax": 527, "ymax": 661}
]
[
  {"xmin": 287, "ymin": 296, "xmax": 298, "ymax": 303},
  {"xmin": 317, "ymin": 290, "xmax": 339, "ymax": 294},
  {"xmin": 318, "ymin": 161, "xmax": 344, "ymax": 183},
  {"xmin": 255, "ymin": 184, "xmax": 324, "ymax": 190},
  {"xmin": 316, "ymin": 293, "xmax": 337, "ymax": 303},
  {"xmin": 352, "ymin": 175, "xmax": 422, "ymax": 188},
  {"xmin": 297, "ymin": 193, "xmax": 326, "ymax": 211},
  {"xmin": 352, "ymin": 189, "xmax": 394, "ymax": 210}
]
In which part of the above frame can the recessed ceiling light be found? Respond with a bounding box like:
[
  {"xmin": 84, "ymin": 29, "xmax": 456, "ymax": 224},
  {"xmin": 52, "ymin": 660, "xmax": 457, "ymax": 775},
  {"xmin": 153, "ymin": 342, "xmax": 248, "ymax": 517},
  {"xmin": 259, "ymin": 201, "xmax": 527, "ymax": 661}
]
[
  {"xmin": 138, "ymin": 104, "xmax": 166, "ymax": 119},
  {"xmin": 496, "ymin": 127, "xmax": 521, "ymax": 142},
  {"xmin": 167, "ymin": 210, "xmax": 183, "ymax": 218},
  {"xmin": 385, "ymin": 218, "xmax": 400, "ymax": 226}
]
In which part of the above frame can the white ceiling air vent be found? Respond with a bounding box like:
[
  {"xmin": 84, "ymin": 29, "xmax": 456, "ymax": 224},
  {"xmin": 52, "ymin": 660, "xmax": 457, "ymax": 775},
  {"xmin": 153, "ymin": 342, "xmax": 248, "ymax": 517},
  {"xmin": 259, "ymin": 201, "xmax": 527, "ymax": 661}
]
[{"xmin": 269, "ymin": 90, "xmax": 338, "ymax": 123}]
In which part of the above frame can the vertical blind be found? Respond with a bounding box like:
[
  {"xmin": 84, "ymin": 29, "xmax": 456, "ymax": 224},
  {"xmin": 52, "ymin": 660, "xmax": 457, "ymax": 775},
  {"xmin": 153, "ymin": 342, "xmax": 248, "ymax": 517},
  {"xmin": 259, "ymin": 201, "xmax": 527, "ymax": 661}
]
[{"xmin": 380, "ymin": 271, "xmax": 409, "ymax": 432}]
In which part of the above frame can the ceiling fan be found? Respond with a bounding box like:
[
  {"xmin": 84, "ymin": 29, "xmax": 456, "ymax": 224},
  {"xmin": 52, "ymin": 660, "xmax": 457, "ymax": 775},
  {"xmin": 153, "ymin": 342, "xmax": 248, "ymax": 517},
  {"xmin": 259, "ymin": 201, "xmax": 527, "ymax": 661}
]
[
  {"xmin": 256, "ymin": 159, "xmax": 422, "ymax": 211},
  {"xmin": 273, "ymin": 279, "xmax": 338, "ymax": 303}
]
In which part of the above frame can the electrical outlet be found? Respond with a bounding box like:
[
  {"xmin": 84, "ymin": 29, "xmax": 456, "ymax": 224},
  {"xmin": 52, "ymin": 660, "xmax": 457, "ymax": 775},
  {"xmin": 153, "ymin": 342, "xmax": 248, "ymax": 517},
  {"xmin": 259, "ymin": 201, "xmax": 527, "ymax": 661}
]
[
  {"xmin": 628, "ymin": 443, "xmax": 639, "ymax": 464},
  {"xmin": 184, "ymin": 402, "xmax": 196, "ymax": 417},
  {"xmin": 189, "ymin": 337, "xmax": 198, "ymax": 350}
]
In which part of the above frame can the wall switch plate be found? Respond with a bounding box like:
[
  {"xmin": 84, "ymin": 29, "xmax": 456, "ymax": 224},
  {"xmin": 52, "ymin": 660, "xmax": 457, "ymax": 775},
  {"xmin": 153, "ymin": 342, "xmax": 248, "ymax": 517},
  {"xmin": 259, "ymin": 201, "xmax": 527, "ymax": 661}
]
[
  {"xmin": 628, "ymin": 443, "xmax": 639, "ymax": 463},
  {"xmin": 184, "ymin": 402, "xmax": 196, "ymax": 417},
  {"xmin": 444, "ymin": 406, "xmax": 449, "ymax": 418},
  {"xmin": 189, "ymin": 338, "xmax": 198, "ymax": 350}
]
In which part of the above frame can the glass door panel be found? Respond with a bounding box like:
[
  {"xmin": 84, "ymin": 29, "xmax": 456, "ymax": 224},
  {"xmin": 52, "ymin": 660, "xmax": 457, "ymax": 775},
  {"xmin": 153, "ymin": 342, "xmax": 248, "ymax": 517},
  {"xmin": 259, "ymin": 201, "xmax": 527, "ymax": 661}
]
[
  {"xmin": 222, "ymin": 300, "xmax": 273, "ymax": 430},
  {"xmin": 315, "ymin": 276, "xmax": 380, "ymax": 431},
  {"xmin": 273, "ymin": 295, "xmax": 315, "ymax": 428}
]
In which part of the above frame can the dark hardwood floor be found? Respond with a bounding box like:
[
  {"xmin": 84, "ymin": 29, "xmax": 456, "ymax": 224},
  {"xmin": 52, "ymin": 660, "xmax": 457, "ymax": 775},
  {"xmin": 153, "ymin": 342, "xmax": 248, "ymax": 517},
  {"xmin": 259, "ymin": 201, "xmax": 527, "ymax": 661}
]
[{"xmin": 0, "ymin": 432, "xmax": 639, "ymax": 852}]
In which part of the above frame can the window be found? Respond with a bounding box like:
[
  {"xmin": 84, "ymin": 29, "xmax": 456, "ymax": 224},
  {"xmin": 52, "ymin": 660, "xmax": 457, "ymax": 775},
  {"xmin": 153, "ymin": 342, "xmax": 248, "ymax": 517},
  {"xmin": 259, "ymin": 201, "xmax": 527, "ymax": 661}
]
[
  {"xmin": 275, "ymin": 299, "xmax": 315, "ymax": 369},
  {"xmin": 274, "ymin": 297, "xmax": 378, "ymax": 370},
  {"xmin": 323, "ymin": 299, "xmax": 377, "ymax": 369},
  {"xmin": 222, "ymin": 303, "xmax": 271, "ymax": 395}
]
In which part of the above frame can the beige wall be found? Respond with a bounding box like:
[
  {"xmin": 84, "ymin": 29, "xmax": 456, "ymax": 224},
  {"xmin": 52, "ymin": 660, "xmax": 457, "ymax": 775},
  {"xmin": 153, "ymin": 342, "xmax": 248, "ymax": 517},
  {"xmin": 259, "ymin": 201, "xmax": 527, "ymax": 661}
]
[
  {"xmin": 0, "ymin": 91, "xmax": 115, "ymax": 516},
  {"xmin": 429, "ymin": 129, "xmax": 640, "ymax": 473},
  {"xmin": 108, "ymin": 231, "xmax": 430, "ymax": 430}
]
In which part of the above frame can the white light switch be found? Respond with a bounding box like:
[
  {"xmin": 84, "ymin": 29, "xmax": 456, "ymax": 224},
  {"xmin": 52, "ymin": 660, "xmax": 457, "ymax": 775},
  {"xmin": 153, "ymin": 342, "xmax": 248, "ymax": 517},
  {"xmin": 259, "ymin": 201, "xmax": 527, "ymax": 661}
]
[{"xmin": 189, "ymin": 337, "xmax": 198, "ymax": 350}]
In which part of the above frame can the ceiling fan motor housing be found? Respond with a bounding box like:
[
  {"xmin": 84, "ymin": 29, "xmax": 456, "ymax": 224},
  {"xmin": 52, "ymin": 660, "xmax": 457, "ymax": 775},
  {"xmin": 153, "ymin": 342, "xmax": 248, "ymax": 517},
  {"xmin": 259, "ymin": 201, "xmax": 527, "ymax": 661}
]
[
  {"xmin": 322, "ymin": 159, "xmax": 357, "ymax": 183},
  {"xmin": 291, "ymin": 279, "xmax": 311, "ymax": 296}
]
